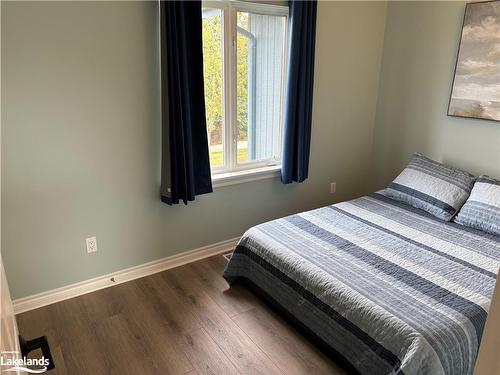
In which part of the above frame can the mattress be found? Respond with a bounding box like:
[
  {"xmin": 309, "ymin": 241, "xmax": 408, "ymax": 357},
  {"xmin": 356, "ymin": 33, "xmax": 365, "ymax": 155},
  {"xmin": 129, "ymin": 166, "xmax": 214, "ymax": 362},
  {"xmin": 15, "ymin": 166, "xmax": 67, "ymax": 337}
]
[{"xmin": 223, "ymin": 192, "xmax": 500, "ymax": 375}]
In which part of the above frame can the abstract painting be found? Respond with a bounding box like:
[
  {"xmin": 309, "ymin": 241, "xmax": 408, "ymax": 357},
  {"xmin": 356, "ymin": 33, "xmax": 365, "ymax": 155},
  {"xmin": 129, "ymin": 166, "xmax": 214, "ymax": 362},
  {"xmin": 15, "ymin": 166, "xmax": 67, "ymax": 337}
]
[{"xmin": 449, "ymin": 0, "xmax": 500, "ymax": 122}]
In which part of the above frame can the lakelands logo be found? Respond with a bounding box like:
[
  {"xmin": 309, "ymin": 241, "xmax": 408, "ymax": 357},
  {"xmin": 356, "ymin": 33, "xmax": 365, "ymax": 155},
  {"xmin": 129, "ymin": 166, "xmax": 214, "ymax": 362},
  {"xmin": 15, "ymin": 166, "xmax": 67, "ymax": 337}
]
[{"xmin": 1, "ymin": 351, "xmax": 49, "ymax": 373}]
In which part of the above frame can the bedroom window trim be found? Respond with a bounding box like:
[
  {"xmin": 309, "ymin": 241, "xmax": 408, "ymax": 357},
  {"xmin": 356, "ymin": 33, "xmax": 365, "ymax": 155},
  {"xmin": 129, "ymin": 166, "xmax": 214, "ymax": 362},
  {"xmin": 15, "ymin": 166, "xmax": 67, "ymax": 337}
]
[
  {"xmin": 202, "ymin": 0, "xmax": 289, "ymax": 187},
  {"xmin": 212, "ymin": 164, "xmax": 281, "ymax": 188}
]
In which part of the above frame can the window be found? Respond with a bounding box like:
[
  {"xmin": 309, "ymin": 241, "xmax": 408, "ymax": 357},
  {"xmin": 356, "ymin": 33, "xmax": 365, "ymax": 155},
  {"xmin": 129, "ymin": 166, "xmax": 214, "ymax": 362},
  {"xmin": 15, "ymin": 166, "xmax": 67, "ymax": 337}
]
[{"xmin": 202, "ymin": 1, "xmax": 288, "ymax": 184}]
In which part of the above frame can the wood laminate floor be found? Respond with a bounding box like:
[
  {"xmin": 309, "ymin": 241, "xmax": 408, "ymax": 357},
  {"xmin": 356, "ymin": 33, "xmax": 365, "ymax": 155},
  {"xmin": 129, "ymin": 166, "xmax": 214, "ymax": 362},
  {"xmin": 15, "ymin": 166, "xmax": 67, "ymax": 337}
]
[{"xmin": 17, "ymin": 254, "xmax": 345, "ymax": 375}]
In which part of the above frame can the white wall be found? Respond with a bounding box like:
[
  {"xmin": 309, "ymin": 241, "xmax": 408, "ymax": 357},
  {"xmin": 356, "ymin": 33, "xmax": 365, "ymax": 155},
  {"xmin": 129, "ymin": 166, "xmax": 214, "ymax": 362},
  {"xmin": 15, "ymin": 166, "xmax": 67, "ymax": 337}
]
[
  {"xmin": 1, "ymin": 1, "xmax": 387, "ymax": 299},
  {"xmin": 371, "ymin": 1, "xmax": 500, "ymax": 189}
]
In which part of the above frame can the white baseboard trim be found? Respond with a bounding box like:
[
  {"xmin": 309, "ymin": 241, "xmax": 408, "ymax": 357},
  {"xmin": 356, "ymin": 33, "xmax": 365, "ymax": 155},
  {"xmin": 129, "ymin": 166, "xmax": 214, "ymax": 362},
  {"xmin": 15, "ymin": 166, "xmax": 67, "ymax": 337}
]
[{"xmin": 13, "ymin": 237, "xmax": 239, "ymax": 315}]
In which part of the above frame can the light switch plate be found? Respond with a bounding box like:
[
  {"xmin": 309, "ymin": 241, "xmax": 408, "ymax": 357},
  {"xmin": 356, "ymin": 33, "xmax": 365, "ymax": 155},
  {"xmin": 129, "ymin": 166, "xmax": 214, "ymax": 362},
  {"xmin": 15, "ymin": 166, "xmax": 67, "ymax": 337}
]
[{"xmin": 330, "ymin": 182, "xmax": 337, "ymax": 194}]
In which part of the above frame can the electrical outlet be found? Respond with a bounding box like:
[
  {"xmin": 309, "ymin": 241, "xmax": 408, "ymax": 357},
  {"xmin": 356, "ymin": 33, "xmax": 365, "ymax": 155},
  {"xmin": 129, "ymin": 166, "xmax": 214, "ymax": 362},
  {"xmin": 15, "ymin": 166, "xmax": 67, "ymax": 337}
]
[
  {"xmin": 86, "ymin": 236, "xmax": 98, "ymax": 253},
  {"xmin": 330, "ymin": 182, "xmax": 337, "ymax": 194}
]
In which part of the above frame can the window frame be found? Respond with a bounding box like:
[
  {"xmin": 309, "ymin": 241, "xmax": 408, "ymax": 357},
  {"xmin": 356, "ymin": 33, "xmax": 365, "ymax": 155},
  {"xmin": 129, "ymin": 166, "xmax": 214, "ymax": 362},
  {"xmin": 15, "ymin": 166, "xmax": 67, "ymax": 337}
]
[{"xmin": 202, "ymin": 0, "xmax": 289, "ymax": 183}]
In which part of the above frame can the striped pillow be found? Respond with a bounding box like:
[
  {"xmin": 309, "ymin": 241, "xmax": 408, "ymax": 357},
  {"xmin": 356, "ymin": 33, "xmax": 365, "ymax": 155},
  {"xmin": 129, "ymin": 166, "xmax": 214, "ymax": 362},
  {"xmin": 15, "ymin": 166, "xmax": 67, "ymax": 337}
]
[
  {"xmin": 384, "ymin": 153, "xmax": 475, "ymax": 221},
  {"xmin": 454, "ymin": 176, "xmax": 500, "ymax": 236}
]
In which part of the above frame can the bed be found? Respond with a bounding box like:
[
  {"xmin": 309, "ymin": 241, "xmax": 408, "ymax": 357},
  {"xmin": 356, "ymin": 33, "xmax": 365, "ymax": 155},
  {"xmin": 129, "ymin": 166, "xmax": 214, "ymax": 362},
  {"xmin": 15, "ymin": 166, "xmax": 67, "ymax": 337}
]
[{"xmin": 223, "ymin": 192, "xmax": 500, "ymax": 375}]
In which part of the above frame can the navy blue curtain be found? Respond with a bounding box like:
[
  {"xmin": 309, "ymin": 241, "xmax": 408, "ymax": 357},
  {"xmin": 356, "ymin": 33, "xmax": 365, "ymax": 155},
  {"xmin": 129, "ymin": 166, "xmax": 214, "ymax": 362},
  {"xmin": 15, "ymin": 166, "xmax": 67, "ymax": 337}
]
[
  {"xmin": 160, "ymin": 0, "xmax": 213, "ymax": 205},
  {"xmin": 281, "ymin": 0, "xmax": 318, "ymax": 184}
]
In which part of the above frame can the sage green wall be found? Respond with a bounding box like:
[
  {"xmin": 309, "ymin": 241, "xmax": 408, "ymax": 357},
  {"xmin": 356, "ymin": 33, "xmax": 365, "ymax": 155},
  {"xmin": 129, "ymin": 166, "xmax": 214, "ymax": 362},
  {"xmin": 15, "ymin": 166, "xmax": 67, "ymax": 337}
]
[
  {"xmin": 1, "ymin": 1, "xmax": 387, "ymax": 299},
  {"xmin": 372, "ymin": 1, "xmax": 500, "ymax": 189}
]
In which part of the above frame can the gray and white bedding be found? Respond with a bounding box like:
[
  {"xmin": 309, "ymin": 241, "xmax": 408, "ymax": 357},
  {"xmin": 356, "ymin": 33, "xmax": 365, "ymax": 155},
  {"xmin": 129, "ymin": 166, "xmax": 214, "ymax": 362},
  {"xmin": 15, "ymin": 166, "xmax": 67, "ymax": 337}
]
[
  {"xmin": 455, "ymin": 175, "xmax": 500, "ymax": 236},
  {"xmin": 385, "ymin": 153, "xmax": 475, "ymax": 221},
  {"xmin": 223, "ymin": 192, "xmax": 500, "ymax": 375}
]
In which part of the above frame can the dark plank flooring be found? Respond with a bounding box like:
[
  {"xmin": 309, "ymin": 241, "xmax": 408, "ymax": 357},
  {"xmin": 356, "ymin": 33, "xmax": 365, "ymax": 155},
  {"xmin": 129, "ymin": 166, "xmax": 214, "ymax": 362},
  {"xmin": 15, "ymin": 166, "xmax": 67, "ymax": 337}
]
[{"xmin": 17, "ymin": 254, "xmax": 345, "ymax": 375}]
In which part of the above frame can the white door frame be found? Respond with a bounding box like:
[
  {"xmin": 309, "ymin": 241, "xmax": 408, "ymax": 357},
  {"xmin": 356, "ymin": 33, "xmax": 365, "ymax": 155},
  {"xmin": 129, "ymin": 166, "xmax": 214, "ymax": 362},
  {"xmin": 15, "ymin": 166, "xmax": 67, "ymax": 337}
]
[{"xmin": 0, "ymin": 2, "xmax": 21, "ymax": 371}]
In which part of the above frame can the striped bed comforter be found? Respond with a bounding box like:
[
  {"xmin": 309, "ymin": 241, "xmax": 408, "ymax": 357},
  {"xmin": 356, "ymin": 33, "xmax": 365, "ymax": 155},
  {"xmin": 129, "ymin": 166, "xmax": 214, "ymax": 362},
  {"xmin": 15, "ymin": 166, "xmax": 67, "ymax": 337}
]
[{"xmin": 223, "ymin": 192, "xmax": 500, "ymax": 375}]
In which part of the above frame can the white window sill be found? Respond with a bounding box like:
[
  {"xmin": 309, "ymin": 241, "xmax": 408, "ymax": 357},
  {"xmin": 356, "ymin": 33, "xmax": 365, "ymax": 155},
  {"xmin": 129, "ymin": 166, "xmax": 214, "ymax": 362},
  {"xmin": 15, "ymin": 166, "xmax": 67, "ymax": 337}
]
[{"xmin": 212, "ymin": 165, "xmax": 281, "ymax": 188}]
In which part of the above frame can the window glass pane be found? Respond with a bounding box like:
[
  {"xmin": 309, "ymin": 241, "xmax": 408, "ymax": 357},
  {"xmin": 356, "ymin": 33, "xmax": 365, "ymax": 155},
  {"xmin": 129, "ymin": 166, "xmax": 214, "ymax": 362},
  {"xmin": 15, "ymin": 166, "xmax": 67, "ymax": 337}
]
[
  {"xmin": 236, "ymin": 11, "xmax": 286, "ymax": 164},
  {"xmin": 202, "ymin": 8, "xmax": 224, "ymax": 168}
]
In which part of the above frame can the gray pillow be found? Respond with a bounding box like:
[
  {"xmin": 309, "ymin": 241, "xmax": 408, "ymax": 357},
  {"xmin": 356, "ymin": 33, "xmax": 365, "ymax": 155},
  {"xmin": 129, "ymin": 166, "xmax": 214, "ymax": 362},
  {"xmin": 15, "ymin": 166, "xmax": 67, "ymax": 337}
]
[
  {"xmin": 384, "ymin": 153, "xmax": 475, "ymax": 221},
  {"xmin": 454, "ymin": 175, "xmax": 500, "ymax": 236}
]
